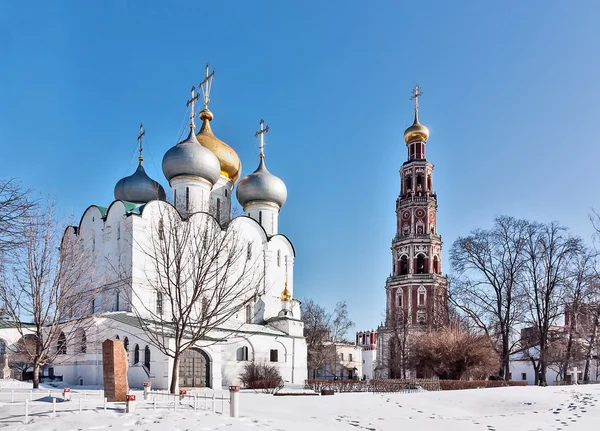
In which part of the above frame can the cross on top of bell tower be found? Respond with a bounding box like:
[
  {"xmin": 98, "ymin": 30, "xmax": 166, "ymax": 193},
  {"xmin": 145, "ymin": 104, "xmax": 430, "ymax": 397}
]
[
  {"xmin": 410, "ymin": 85, "xmax": 423, "ymax": 114},
  {"xmin": 199, "ymin": 63, "xmax": 216, "ymax": 110},
  {"xmin": 137, "ymin": 123, "xmax": 145, "ymax": 164},
  {"xmin": 254, "ymin": 119, "xmax": 270, "ymax": 159}
]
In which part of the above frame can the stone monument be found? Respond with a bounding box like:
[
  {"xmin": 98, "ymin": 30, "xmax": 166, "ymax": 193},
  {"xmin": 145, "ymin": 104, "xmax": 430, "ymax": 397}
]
[{"xmin": 102, "ymin": 339, "xmax": 128, "ymax": 401}]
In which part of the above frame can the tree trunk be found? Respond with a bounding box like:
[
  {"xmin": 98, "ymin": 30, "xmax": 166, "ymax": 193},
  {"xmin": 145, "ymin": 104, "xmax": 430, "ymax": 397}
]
[
  {"xmin": 539, "ymin": 360, "xmax": 548, "ymax": 386},
  {"xmin": 33, "ymin": 363, "xmax": 40, "ymax": 389},
  {"xmin": 169, "ymin": 354, "xmax": 180, "ymax": 394}
]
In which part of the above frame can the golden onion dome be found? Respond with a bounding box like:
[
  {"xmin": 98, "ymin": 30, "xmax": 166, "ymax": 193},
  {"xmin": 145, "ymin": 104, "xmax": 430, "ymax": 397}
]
[
  {"xmin": 196, "ymin": 109, "xmax": 242, "ymax": 183},
  {"xmin": 281, "ymin": 284, "xmax": 291, "ymax": 302},
  {"xmin": 403, "ymin": 112, "xmax": 430, "ymax": 144}
]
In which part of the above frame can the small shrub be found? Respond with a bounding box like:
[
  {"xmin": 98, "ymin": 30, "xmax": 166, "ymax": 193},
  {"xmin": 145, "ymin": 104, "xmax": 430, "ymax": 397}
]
[
  {"xmin": 240, "ymin": 361, "xmax": 284, "ymax": 393},
  {"xmin": 439, "ymin": 380, "xmax": 528, "ymax": 390}
]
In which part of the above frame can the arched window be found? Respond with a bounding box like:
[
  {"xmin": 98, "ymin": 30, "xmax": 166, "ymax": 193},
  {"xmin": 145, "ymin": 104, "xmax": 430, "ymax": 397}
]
[
  {"xmin": 216, "ymin": 198, "xmax": 221, "ymax": 220},
  {"xmin": 270, "ymin": 349, "xmax": 279, "ymax": 362},
  {"xmin": 418, "ymin": 286, "xmax": 427, "ymax": 307},
  {"xmin": 225, "ymin": 189, "xmax": 228, "ymax": 198},
  {"xmin": 406, "ymin": 176, "xmax": 412, "ymax": 193},
  {"xmin": 123, "ymin": 337, "xmax": 129, "ymax": 352},
  {"xmin": 0, "ymin": 339, "xmax": 6, "ymax": 356},
  {"xmin": 115, "ymin": 291, "xmax": 120, "ymax": 311},
  {"xmin": 79, "ymin": 330, "xmax": 87, "ymax": 354},
  {"xmin": 174, "ymin": 189, "xmax": 177, "ymax": 206},
  {"xmin": 186, "ymin": 187, "xmax": 190, "ymax": 212},
  {"xmin": 433, "ymin": 256, "xmax": 439, "ymax": 274},
  {"xmin": 416, "ymin": 254, "xmax": 425, "ymax": 274},
  {"xmin": 396, "ymin": 288, "xmax": 403, "ymax": 308},
  {"xmin": 115, "ymin": 335, "xmax": 120, "ymax": 340},
  {"xmin": 245, "ymin": 304, "xmax": 252, "ymax": 324},
  {"xmin": 417, "ymin": 175, "xmax": 423, "ymax": 189},
  {"xmin": 144, "ymin": 346, "xmax": 151, "ymax": 370},
  {"xmin": 259, "ymin": 211, "xmax": 263, "ymax": 225},
  {"xmin": 277, "ymin": 250, "xmax": 281, "ymax": 266},
  {"xmin": 134, "ymin": 345, "xmax": 140, "ymax": 364},
  {"xmin": 57, "ymin": 332, "xmax": 67, "ymax": 355},
  {"xmin": 400, "ymin": 256, "xmax": 408, "ymax": 276},
  {"xmin": 156, "ymin": 291, "xmax": 163, "ymax": 315},
  {"xmin": 236, "ymin": 346, "xmax": 249, "ymax": 361},
  {"xmin": 158, "ymin": 219, "xmax": 164, "ymax": 241},
  {"xmin": 246, "ymin": 243, "xmax": 252, "ymax": 260}
]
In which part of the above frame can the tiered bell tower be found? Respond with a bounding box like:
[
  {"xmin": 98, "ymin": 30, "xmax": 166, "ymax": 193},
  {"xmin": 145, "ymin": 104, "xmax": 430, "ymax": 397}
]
[{"xmin": 385, "ymin": 86, "xmax": 448, "ymax": 328}]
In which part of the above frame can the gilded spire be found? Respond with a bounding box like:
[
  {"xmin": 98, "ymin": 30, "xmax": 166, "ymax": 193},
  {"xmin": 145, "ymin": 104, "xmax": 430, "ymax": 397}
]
[
  {"xmin": 186, "ymin": 86, "xmax": 200, "ymax": 130},
  {"xmin": 404, "ymin": 85, "xmax": 430, "ymax": 143},
  {"xmin": 137, "ymin": 123, "xmax": 145, "ymax": 165},
  {"xmin": 254, "ymin": 119, "xmax": 270, "ymax": 159}
]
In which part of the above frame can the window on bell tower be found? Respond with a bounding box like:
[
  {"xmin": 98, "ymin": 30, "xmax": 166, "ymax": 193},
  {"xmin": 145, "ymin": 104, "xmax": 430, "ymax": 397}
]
[
  {"xmin": 416, "ymin": 254, "xmax": 426, "ymax": 274},
  {"xmin": 400, "ymin": 255, "xmax": 408, "ymax": 275},
  {"xmin": 433, "ymin": 256, "xmax": 439, "ymax": 274}
]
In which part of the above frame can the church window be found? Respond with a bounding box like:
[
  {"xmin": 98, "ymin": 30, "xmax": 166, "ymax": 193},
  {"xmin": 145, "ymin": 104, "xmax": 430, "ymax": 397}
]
[
  {"xmin": 134, "ymin": 345, "xmax": 140, "ymax": 364},
  {"xmin": 174, "ymin": 189, "xmax": 177, "ymax": 206},
  {"xmin": 123, "ymin": 337, "xmax": 129, "ymax": 352},
  {"xmin": 115, "ymin": 291, "xmax": 120, "ymax": 311},
  {"xmin": 406, "ymin": 176, "xmax": 412, "ymax": 192},
  {"xmin": 115, "ymin": 335, "xmax": 120, "ymax": 340},
  {"xmin": 396, "ymin": 289, "xmax": 403, "ymax": 308},
  {"xmin": 225, "ymin": 189, "xmax": 228, "ymax": 198},
  {"xmin": 236, "ymin": 346, "xmax": 249, "ymax": 361},
  {"xmin": 144, "ymin": 346, "xmax": 151, "ymax": 371},
  {"xmin": 57, "ymin": 332, "xmax": 67, "ymax": 355},
  {"xmin": 416, "ymin": 254, "xmax": 426, "ymax": 274},
  {"xmin": 79, "ymin": 330, "xmax": 87, "ymax": 354},
  {"xmin": 91, "ymin": 298, "xmax": 95, "ymax": 314},
  {"xmin": 186, "ymin": 187, "xmax": 190, "ymax": 212},
  {"xmin": 259, "ymin": 211, "xmax": 263, "ymax": 226},
  {"xmin": 245, "ymin": 304, "xmax": 252, "ymax": 324},
  {"xmin": 156, "ymin": 291, "xmax": 163, "ymax": 315},
  {"xmin": 521, "ymin": 373, "xmax": 527, "ymax": 381},
  {"xmin": 418, "ymin": 286, "xmax": 426, "ymax": 306},
  {"xmin": 158, "ymin": 219, "xmax": 164, "ymax": 241},
  {"xmin": 277, "ymin": 250, "xmax": 281, "ymax": 267},
  {"xmin": 340, "ymin": 353, "xmax": 344, "ymax": 361},
  {"xmin": 247, "ymin": 243, "xmax": 252, "ymax": 260},
  {"xmin": 433, "ymin": 256, "xmax": 439, "ymax": 274},
  {"xmin": 427, "ymin": 176, "xmax": 432, "ymax": 191},
  {"xmin": 417, "ymin": 175, "xmax": 422, "ymax": 188},
  {"xmin": 349, "ymin": 353, "xmax": 353, "ymax": 362},
  {"xmin": 92, "ymin": 237, "xmax": 95, "ymax": 252},
  {"xmin": 270, "ymin": 349, "xmax": 279, "ymax": 362},
  {"xmin": 400, "ymin": 256, "xmax": 408, "ymax": 275},
  {"xmin": 202, "ymin": 296, "xmax": 209, "ymax": 315},
  {"xmin": 216, "ymin": 198, "xmax": 221, "ymax": 220}
]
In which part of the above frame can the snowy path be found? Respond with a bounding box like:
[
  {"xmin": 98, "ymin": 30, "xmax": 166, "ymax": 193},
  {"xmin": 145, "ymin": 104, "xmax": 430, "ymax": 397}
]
[{"xmin": 0, "ymin": 384, "xmax": 599, "ymax": 430}]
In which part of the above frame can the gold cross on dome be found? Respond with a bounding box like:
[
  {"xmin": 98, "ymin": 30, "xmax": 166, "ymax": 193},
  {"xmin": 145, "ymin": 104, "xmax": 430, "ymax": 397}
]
[
  {"xmin": 199, "ymin": 63, "xmax": 216, "ymax": 110},
  {"xmin": 410, "ymin": 85, "xmax": 423, "ymax": 113},
  {"xmin": 186, "ymin": 86, "xmax": 200, "ymax": 127},
  {"xmin": 254, "ymin": 119, "xmax": 270, "ymax": 158},
  {"xmin": 137, "ymin": 123, "xmax": 145, "ymax": 163}
]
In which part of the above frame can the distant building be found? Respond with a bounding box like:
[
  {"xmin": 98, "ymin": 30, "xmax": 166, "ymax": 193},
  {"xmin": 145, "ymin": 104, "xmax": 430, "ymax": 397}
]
[
  {"xmin": 356, "ymin": 330, "xmax": 377, "ymax": 380},
  {"xmin": 313, "ymin": 341, "xmax": 363, "ymax": 381}
]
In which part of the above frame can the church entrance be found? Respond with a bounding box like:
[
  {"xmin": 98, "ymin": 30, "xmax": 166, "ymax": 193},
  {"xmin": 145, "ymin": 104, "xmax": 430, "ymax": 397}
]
[{"xmin": 179, "ymin": 348, "xmax": 210, "ymax": 388}]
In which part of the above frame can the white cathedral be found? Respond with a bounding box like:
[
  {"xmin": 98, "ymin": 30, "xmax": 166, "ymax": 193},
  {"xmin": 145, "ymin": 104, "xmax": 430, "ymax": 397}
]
[{"xmin": 46, "ymin": 70, "xmax": 307, "ymax": 390}]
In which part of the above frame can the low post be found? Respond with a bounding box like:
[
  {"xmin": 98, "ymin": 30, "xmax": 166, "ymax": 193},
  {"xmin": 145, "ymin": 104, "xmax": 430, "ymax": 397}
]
[
  {"xmin": 179, "ymin": 389, "xmax": 187, "ymax": 401},
  {"xmin": 153, "ymin": 397, "xmax": 156, "ymax": 411},
  {"xmin": 194, "ymin": 396, "xmax": 197, "ymax": 412},
  {"xmin": 52, "ymin": 397, "xmax": 56, "ymax": 418},
  {"xmin": 63, "ymin": 387, "xmax": 71, "ymax": 402},
  {"xmin": 29, "ymin": 390, "xmax": 32, "ymax": 401},
  {"xmin": 143, "ymin": 382, "xmax": 151, "ymax": 401},
  {"xmin": 24, "ymin": 399, "xmax": 29, "ymax": 424},
  {"xmin": 11, "ymin": 390, "xmax": 14, "ymax": 403},
  {"xmin": 229, "ymin": 385, "xmax": 240, "ymax": 418},
  {"xmin": 104, "ymin": 397, "xmax": 107, "ymax": 412},
  {"xmin": 211, "ymin": 394, "xmax": 215, "ymax": 413},
  {"xmin": 79, "ymin": 397, "xmax": 82, "ymax": 413},
  {"xmin": 204, "ymin": 394, "xmax": 207, "ymax": 410},
  {"xmin": 126, "ymin": 394, "xmax": 136, "ymax": 413}
]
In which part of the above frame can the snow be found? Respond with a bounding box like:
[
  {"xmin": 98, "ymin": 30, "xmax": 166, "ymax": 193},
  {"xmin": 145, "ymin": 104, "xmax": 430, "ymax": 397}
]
[{"xmin": 0, "ymin": 381, "xmax": 599, "ymax": 430}]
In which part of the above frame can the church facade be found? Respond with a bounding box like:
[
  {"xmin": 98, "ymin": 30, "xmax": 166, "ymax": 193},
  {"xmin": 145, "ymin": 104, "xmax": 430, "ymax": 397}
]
[
  {"xmin": 375, "ymin": 87, "xmax": 449, "ymax": 378},
  {"xmin": 49, "ymin": 70, "xmax": 307, "ymax": 390}
]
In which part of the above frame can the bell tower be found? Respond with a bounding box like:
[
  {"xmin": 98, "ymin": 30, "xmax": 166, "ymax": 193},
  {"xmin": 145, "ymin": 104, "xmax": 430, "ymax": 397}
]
[{"xmin": 385, "ymin": 86, "xmax": 448, "ymax": 328}]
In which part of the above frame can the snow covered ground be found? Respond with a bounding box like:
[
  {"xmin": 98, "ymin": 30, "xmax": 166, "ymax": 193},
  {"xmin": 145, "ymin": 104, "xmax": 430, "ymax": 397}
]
[{"xmin": 1, "ymin": 381, "xmax": 599, "ymax": 430}]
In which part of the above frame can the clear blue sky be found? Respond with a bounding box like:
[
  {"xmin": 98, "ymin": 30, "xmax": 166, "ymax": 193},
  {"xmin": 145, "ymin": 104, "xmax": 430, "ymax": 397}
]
[{"xmin": 1, "ymin": 1, "xmax": 599, "ymax": 334}]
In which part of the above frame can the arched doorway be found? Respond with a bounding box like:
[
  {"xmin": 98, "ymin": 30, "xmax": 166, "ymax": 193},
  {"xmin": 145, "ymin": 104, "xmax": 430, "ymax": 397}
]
[{"xmin": 179, "ymin": 348, "xmax": 210, "ymax": 388}]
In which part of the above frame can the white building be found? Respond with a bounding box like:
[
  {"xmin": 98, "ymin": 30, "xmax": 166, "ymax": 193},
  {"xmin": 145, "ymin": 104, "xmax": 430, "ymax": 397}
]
[
  {"xmin": 356, "ymin": 330, "xmax": 377, "ymax": 380},
  {"xmin": 314, "ymin": 342, "xmax": 363, "ymax": 381},
  {"xmin": 45, "ymin": 77, "xmax": 307, "ymax": 390}
]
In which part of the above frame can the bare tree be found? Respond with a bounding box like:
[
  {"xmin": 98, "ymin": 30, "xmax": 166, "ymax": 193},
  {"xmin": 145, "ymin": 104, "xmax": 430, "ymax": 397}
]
[
  {"xmin": 522, "ymin": 221, "xmax": 583, "ymax": 386},
  {"xmin": 0, "ymin": 179, "xmax": 34, "ymax": 255},
  {"xmin": 301, "ymin": 299, "xmax": 354, "ymax": 379},
  {"xmin": 0, "ymin": 200, "xmax": 98, "ymax": 388},
  {"xmin": 386, "ymin": 307, "xmax": 412, "ymax": 378},
  {"xmin": 450, "ymin": 216, "xmax": 529, "ymax": 379},
  {"xmin": 122, "ymin": 205, "xmax": 264, "ymax": 394}
]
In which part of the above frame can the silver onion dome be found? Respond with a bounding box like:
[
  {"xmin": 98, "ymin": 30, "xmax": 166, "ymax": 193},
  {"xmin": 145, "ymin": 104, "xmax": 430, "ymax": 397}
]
[
  {"xmin": 162, "ymin": 128, "xmax": 221, "ymax": 185},
  {"xmin": 236, "ymin": 157, "xmax": 287, "ymax": 209},
  {"xmin": 114, "ymin": 164, "xmax": 166, "ymax": 203}
]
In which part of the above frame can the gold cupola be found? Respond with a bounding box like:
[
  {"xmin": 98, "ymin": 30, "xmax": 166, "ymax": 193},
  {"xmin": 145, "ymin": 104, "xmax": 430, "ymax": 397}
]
[
  {"xmin": 403, "ymin": 84, "xmax": 430, "ymax": 144},
  {"xmin": 196, "ymin": 109, "xmax": 242, "ymax": 183}
]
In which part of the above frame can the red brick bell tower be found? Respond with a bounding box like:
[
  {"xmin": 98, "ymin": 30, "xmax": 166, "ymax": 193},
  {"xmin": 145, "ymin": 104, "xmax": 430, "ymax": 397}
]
[{"xmin": 385, "ymin": 85, "xmax": 448, "ymax": 328}]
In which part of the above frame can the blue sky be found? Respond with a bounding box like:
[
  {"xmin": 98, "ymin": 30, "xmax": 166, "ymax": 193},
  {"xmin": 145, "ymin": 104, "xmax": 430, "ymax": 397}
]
[{"xmin": 1, "ymin": 1, "xmax": 599, "ymax": 333}]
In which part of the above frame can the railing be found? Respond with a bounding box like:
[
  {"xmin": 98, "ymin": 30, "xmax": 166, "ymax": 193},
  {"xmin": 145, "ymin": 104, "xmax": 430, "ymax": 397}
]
[{"xmin": 392, "ymin": 233, "xmax": 442, "ymax": 243}]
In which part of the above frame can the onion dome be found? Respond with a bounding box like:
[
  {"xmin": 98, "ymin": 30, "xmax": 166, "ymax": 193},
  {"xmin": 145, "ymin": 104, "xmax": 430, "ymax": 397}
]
[
  {"xmin": 236, "ymin": 156, "xmax": 287, "ymax": 209},
  {"xmin": 281, "ymin": 284, "xmax": 291, "ymax": 302},
  {"xmin": 114, "ymin": 163, "xmax": 166, "ymax": 203},
  {"xmin": 162, "ymin": 126, "xmax": 221, "ymax": 185},
  {"xmin": 196, "ymin": 109, "xmax": 242, "ymax": 182},
  {"xmin": 403, "ymin": 111, "xmax": 430, "ymax": 143}
]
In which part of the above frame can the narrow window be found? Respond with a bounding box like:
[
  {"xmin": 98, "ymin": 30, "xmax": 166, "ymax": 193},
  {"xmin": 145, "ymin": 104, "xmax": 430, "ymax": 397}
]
[
  {"xmin": 406, "ymin": 176, "xmax": 412, "ymax": 192},
  {"xmin": 158, "ymin": 219, "xmax": 164, "ymax": 241},
  {"xmin": 216, "ymin": 198, "xmax": 221, "ymax": 220},
  {"xmin": 245, "ymin": 304, "xmax": 252, "ymax": 324},
  {"xmin": 277, "ymin": 250, "xmax": 281, "ymax": 267},
  {"xmin": 427, "ymin": 176, "xmax": 432, "ymax": 191},
  {"xmin": 91, "ymin": 298, "xmax": 95, "ymax": 314},
  {"xmin": 117, "ymin": 224, "xmax": 120, "ymax": 240},
  {"xmin": 236, "ymin": 346, "xmax": 249, "ymax": 361},
  {"xmin": 174, "ymin": 189, "xmax": 177, "ymax": 206},
  {"xmin": 115, "ymin": 291, "xmax": 120, "ymax": 311},
  {"xmin": 124, "ymin": 337, "xmax": 129, "ymax": 352},
  {"xmin": 57, "ymin": 332, "xmax": 67, "ymax": 355},
  {"xmin": 349, "ymin": 354, "xmax": 353, "ymax": 362},
  {"xmin": 416, "ymin": 254, "xmax": 425, "ymax": 274},
  {"xmin": 134, "ymin": 345, "xmax": 140, "ymax": 364},
  {"xmin": 80, "ymin": 331, "xmax": 87, "ymax": 354},
  {"xmin": 259, "ymin": 211, "xmax": 263, "ymax": 226},
  {"xmin": 521, "ymin": 373, "xmax": 527, "ymax": 381},
  {"xmin": 340, "ymin": 353, "xmax": 344, "ymax": 361},
  {"xmin": 186, "ymin": 187, "xmax": 190, "ymax": 212},
  {"xmin": 400, "ymin": 256, "xmax": 408, "ymax": 275},
  {"xmin": 247, "ymin": 243, "xmax": 252, "ymax": 260},
  {"xmin": 144, "ymin": 346, "xmax": 151, "ymax": 371},
  {"xmin": 270, "ymin": 349, "xmax": 279, "ymax": 362},
  {"xmin": 225, "ymin": 189, "xmax": 228, "ymax": 198},
  {"xmin": 156, "ymin": 291, "xmax": 163, "ymax": 315},
  {"xmin": 92, "ymin": 237, "xmax": 95, "ymax": 252},
  {"xmin": 396, "ymin": 289, "xmax": 403, "ymax": 308},
  {"xmin": 433, "ymin": 256, "xmax": 439, "ymax": 274},
  {"xmin": 418, "ymin": 286, "xmax": 426, "ymax": 306}
]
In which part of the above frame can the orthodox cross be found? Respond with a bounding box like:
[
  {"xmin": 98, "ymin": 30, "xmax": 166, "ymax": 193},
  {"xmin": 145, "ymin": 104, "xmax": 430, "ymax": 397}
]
[
  {"xmin": 199, "ymin": 63, "xmax": 216, "ymax": 110},
  {"xmin": 137, "ymin": 123, "xmax": 145, "ymax": 163},
  {"xmin": 254, "ymin": 119, "xmax": 270, "ymax": 158},
  {"xmin": 186, "ymin": 86, "xmax": 200, "ymax": 128},
  {"xmin": 410, "ymin": 85, "xmax": 423, "ymax": 113}
]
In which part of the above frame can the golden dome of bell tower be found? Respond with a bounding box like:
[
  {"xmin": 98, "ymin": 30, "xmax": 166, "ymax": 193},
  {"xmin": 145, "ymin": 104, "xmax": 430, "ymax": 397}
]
[{"xmin": 403, "ymin": 84, "xmax": 430, "ymax": 144}]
